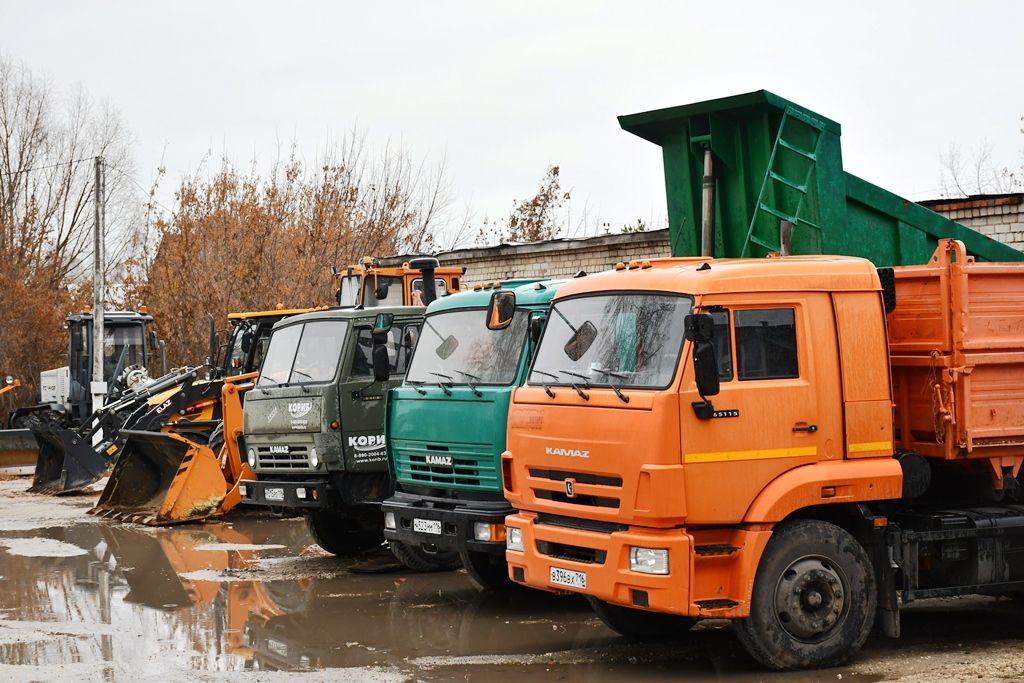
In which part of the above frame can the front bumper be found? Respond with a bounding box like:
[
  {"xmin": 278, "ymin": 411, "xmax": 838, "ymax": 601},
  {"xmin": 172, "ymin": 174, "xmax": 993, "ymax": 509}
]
[
  {"xmin": 504, "ymin": 511, "xmax": 694, "ymax": 615},
  {"xmin": 239, "ymin": 477, "xmax": 331, "ymax": 510},
  {"xmin": 382, "ymin": 490, "xmax": 511, "ymax": 555}
]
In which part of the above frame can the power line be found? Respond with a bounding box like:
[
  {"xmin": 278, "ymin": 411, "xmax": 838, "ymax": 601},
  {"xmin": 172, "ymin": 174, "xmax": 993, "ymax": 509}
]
[
  {"xmin": 103, "ymin": 163, "xmax": 176, "ymax": 214},
  {"xmin": 0, "ymin": 156, "xmax": 93, "ymax": 177}
]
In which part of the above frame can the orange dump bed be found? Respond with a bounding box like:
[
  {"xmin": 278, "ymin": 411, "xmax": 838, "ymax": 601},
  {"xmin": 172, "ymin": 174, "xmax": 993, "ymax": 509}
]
[{"xmin": 889, "ymin": 240, "xmax": 1024, "ymax": 463}]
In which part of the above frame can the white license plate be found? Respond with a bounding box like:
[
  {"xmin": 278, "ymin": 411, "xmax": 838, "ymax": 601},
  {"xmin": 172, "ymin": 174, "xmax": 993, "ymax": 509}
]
[
  {"xmin": 264, "ymin": 487, "xmax": 285, "ymax": 502},
  {"xmin": 550, "ymin": 566, "xmax": 587, "ymax": 590},
  {"xmin": 413, "ymin": 518, "xmax": 442, "ymax": 535}
]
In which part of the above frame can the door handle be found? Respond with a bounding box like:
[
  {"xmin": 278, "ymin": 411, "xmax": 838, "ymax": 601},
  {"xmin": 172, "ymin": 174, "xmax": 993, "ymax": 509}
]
[{"xmin": 792, "ymin": 423, "xmax": 818, "ymax": 433}]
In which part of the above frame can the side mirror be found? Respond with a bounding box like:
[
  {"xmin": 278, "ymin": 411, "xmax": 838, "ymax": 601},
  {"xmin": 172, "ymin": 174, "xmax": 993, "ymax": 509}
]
[
  {"xmin": 692, "ymin": 342, "xmax": 720, "ymax": 398},
  {"xmin": 372, "ymin": 330, "xmax": 391, "ymax": 382},
  {"xmin": 374, "ymin": 283, "xmax": 389, "ymax": 301},
  {"xmin": 374, "ymin": 312, "xmax": 394, "ymax": 334},
  {"xmin": 487, "ymin": 290, "xmax": 516, "ymax": 330},
  {"xmin": 240, "ymin": 329, "xmax": 253, "ymax": 354},
  {"xmin": 529, "ymin": 316, "xmax": 544, "ymax": 344},
  {"xmin": 684, "ymin": 313, "xmax": 715, "ymax": 343}
]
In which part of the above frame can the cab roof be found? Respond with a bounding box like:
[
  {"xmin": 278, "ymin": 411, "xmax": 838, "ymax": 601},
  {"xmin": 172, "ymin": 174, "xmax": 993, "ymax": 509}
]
[
  {"xmin": 270, "ymin": 304, "xmax": 426, "ymax": 329},
  {"xmin": 428, "ymin": 278, "xmax": 567, "ymax": 313},
  {"xmin": 552, "ymin": 255, "xmax": 881, "ymax": 300},
  {"xmin": 228, "ymin": 307, "xmax": 316, "ymax": 321},
  {"xmin": 65, "ymin": 310, "xmax": 153, "ymax": 325}
]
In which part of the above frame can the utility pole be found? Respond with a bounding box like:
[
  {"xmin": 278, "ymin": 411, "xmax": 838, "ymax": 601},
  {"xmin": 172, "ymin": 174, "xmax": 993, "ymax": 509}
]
[{"xmin": 90, "ymin": 156, "xmax": 106, "ymax": 411}]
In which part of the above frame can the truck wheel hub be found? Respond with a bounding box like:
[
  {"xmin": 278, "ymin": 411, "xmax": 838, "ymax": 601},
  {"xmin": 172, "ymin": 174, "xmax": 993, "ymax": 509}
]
[{"xmin": 774, "ymin": 556, "xmax": 846, "ymax": 641}]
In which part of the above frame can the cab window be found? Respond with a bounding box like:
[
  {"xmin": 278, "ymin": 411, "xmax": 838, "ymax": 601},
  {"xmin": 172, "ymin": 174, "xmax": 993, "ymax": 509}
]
[
  {"xmin": 735, "ymin": 308, "xmax": 798, "ymax": 380},
  {"xmin": 351, "ymin": 323, "xmax": 419, "ymax": 378},
  {"xmin": 710, "ymin": 310, "xmax": 733, "ymax": 380}
]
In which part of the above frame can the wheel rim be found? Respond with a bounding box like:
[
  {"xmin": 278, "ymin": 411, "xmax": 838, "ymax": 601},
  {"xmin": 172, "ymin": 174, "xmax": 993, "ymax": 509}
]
[{"xmin": 773, "ymin": 554, "xmax": 848, "ymax": 642}]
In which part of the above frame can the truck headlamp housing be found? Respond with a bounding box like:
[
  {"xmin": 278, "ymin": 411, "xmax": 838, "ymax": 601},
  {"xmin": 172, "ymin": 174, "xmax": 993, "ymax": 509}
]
[
  {"xmin": 384, "ymin": 511, "xmax": 397, "ymax": 530},
  {"xmin": 309, "ymin": 447, "xmax": 319, "ymax": 468},
  {"xmin": 629, "ymin": 547, "xmax": 669, "ymax": 575},
  {"xmin": 246, "ymin": 448, "xmax": 256, "ymax": 468},
  {"xmin": 506, "ymin": 527, "xmax": 523, "ymax": 552}
]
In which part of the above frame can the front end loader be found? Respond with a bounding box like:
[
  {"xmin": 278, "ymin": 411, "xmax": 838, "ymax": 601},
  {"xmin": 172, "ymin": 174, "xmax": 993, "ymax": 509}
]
[
  {"xmin": 28, "ymin": 367, "xmax": 211, "ymax": 495},
  {"xmin": 90, "ymin": 373, "xmax": 255, "ymax": 524}
]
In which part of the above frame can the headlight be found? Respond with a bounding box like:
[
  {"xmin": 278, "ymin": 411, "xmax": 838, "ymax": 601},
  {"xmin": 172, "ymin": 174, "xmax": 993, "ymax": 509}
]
[
  {"xmin": 246, "ymin": 448, "xmax": 256, "ymax": 468},
  {"xmin": 309, "ymin": 447, "xmax": 319, "ymax": 468},
  {"xmin": 384, "ymin": 512, "xmax": 397, "ymax": 530},
  {"xmin": 506, "ymin": 527, "xmax": 523, "ymax": 552},
  {"xmin": 629, "ymin": 547, "xmax": 669, "ymax": 575},
  {"xmin": 474, "ymin": 522, "xmax": 506, "ymax": 543}
]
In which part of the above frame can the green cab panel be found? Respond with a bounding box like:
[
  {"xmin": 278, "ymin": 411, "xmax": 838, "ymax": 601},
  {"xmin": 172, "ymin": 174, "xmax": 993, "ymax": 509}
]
[
  {"xmin": 386, "ymin": 279, "xmax": 565, "ymax": 495},
  {"xmin": 389, "ymin": 387, "xmax": 511, "ymax": 493}
]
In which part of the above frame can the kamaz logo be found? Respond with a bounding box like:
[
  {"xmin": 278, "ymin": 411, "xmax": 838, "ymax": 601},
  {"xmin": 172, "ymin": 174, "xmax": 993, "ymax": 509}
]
[
  {"xmin": 288, "ymin": 401, "xmax": 313, "ymax": 418},
  {"xmin": 348, "ymin": 434, "xmax": 385, "ymax": 452},
  {"xmin": 268, "ymin": 445, "xmax": 289, "ymax": 454},
  {"xmin": 545, "ymin": 447, "xmax": 590, "ymax": 458},
  {"xmin": 425, "ymin": 454, "xmax": 453, "ymax": 467},
  {"xmin": 564, "ymin": 478, "xmax": 576, "ymax": 497}
]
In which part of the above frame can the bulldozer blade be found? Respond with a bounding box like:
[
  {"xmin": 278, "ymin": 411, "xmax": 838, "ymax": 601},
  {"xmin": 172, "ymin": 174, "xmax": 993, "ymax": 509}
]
[
  {"xmin": 27, "ymin": 425, "xmax": 110, "ymax": 495},
  {"xmin": 0, "ymin": 428, "xmax": 37, "ymax": 472},
  {"xmin": 89, "ymin": 429, "xmax": 229, "ymax": 526}
]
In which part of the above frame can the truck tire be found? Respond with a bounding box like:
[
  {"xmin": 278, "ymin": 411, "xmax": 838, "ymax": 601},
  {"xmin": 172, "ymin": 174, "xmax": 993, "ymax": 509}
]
[
  {"xmin": 389, "ymin": 540, "xmax": 460, "ymax": 572},
  {"xmin": 460, "ymin": 550, "xmax": 518, "ymax": 592},
  {"xmin": 734, "ymin": 519, "xmax": 876, "ymax": 670},
  {"xmin": 304, "ymin": 510, "xmax": 382, "ymax": 557},
  {"xmin": 588, "ymin": 597, "xmax": 696, "ymax": 641}
]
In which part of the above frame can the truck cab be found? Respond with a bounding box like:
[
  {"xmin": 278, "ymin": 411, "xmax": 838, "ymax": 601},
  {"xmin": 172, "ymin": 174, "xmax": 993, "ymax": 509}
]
[
  {"xmin": 380, "ymin": 279, "xmax": 563, "ymax": 582},
  {"xmin": 239, "ymin": 306, "xmax": 426, "ymax": 557},
  {"xmin": 503, "ymin": 255, "xmax": 907, "ymax": 669}
]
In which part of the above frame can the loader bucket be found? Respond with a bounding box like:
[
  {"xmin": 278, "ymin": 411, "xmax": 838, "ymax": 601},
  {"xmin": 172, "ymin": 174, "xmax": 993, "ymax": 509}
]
[
  {"xmin": 90, "ymin": 430, "xmax": 229, "ymax": 526},
  {"xmin": 0, "ymin": 428, "xmax": 38, "ymax": 471},
  {"xmin": 28, "ymin": 424, "xmax": 110, "ymax": 495}
]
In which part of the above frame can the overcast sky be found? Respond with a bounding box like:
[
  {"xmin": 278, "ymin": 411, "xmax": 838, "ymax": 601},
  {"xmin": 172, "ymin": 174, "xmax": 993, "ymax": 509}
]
[{"xmin": 3, "ymin": 1, "xmax": 1022, "ymax": 245}]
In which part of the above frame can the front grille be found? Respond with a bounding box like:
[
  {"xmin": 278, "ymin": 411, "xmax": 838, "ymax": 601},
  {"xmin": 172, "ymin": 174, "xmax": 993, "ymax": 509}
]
[
  {"xmin": 536, "ymin": 513, "xmax": 628, "ymax": 534},
  {"xmin": 256, "ymin": 445, "xmax": 309, "ymax": 469},
  {"xmin": 528, "ymin": 466, "xmax": 622, "ymax": 510},
  {"xmin": 535, "ymin": 489, "xmax": 619, "ymax": 508},
  {"xmin": 392, "ymin": 439, "xmax": 499, "ymax": 490},
  {"xmin": 529, "ymin": 469, "xmax": 623, "ymax": 487},
  {"xmin": 536, "ymin": 539, "xmax": 606, "ymax": 565}
]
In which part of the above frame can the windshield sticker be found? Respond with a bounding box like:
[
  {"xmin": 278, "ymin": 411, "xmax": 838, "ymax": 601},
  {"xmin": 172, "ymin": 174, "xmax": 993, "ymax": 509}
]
[{"xmin": 266, "ymin": 406, "xmax": 279, "ymax": 423}]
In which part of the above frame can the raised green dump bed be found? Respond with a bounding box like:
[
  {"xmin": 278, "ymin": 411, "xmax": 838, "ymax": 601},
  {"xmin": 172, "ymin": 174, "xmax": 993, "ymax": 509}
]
[{"xmin": 619, "ymin": 90, "xmax": 1022, "ymax": 266}]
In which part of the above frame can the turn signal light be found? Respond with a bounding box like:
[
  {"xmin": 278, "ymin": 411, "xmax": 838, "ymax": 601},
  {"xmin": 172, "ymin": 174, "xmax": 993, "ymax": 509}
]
[
  {"xmin": 330, "ymin": 420, "xmax": 340, "ymax": 430},
  {"xmin": 473, "ymin": 522, "xmax": 507, "ymax": 543}
]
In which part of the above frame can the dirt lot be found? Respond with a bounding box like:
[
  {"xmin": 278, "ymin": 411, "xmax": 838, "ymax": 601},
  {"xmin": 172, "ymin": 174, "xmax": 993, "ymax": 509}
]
[{"xmin": 0, "ymin": 478, "xmax": 1022, "ymax": 682}]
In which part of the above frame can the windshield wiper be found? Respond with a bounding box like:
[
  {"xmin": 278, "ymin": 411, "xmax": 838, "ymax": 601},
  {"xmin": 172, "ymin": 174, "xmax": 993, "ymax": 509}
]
[
  {"xmin": 291, "ymin": 369, "xmax": 313, "ymax": 393},
  {"xmin": 592, "ymin": 367, "xmax": 630, "ymax": 403},
  {"xmin": 454, "ymin": 370, "xmax": 483, "ymax": 397},
  {"xmin": 557, "ymin": 369, "xmax": 590, "ymax": 401},
  {"xmin": 531, "ymin": 370, "xmax": 557, "ymax": 398},
  {"xmin": 406, "ymin": 379, "xmax": 427, "ymax": 395},
  {"xmin": 429, "ymin": 371, "xmax": 453, "ymax": 397}
]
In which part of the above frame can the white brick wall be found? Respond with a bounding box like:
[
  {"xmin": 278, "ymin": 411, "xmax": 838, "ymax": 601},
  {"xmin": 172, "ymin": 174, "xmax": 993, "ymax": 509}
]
[{"xmin": 922, "ymin": 194, "xmax": 1024, "ymax": 250}]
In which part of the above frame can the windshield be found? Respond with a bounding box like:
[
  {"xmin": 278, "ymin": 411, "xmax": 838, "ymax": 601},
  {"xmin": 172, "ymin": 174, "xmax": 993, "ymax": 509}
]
[
  {"xmin": 103, "ymin": 325, "xmax": 145, "ymax": 376},
  {"xmin": 256, "ymin": 319, "xmax": 348, "ymax": 387},
  {"xmin": 407, "ymin": 308, "xmax": 529, "ymax": 386},
  {"xmin": 362, "ymin": 275, "xmax": 404, "ymax": 308},
  {"xmin": 337, "ymin": 274, "xmax": 360, "ymax": 307},
  {"xmin": 529, "ymin": 293, "xmax": 691, "ymax": 390}
]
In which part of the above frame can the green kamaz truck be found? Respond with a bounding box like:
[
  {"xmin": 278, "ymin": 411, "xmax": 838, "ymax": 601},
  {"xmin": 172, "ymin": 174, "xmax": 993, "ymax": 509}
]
[
  {"xmin": 380, "ymin": 278, "xmax": 563, "ymax": 584},
  {"xmin": 239, "ymin": 305, "xmax": 448, "ymax": 564}
]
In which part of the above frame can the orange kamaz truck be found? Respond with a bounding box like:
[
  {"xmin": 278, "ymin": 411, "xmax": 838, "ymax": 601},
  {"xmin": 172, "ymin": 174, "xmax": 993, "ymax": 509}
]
[{"xmin": 502, "ymin": 239, "xmax": 1024, "ymax": 670}]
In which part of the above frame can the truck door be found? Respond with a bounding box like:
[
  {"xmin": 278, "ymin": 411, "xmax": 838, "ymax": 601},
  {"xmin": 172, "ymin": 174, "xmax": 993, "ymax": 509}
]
[
  {"xmin": 339, "ymin": 322, "xmax": 419, "ymax": 472},
  {"xmin": 680, "ymin": 293, "xmax": 842, "ymax": 525}
]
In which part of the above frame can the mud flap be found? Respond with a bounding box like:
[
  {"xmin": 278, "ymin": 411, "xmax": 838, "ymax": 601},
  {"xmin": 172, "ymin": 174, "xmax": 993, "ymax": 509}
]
[
  {"xmin": 90, "ymin": 430, "xmax": 228, "ymax": 526},
  {"xmin": 28, "ymin": 423, "xmax": 110, "ymax": 495}
]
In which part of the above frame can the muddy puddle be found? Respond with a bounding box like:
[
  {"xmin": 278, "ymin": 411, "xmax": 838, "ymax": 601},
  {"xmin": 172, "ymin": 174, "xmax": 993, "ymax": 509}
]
[{"xmin": 0, "ymin": 479, "xmax": 1022, "ymax": 682}]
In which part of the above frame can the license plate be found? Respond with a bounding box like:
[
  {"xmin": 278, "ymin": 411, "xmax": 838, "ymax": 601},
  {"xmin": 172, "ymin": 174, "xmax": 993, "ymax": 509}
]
[
  {"xmin": 413, "ymin": 518, "xmax": 442, "ymax": 535},
  {"xmin": 264, "ymin": 487, "xmax": 285, "ymax": 502},
  {"xmin": 550, "ymin": 566, "xmax": 587, "ymax": 590}
]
